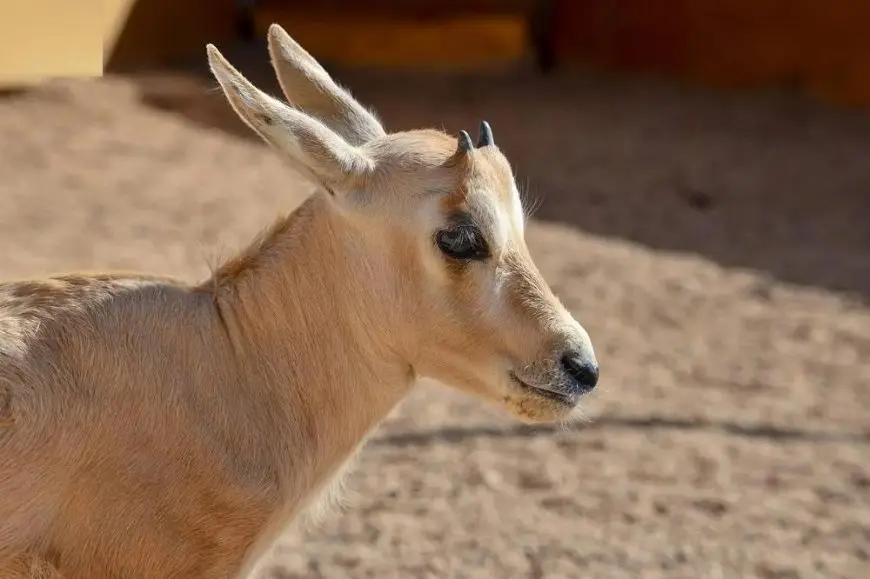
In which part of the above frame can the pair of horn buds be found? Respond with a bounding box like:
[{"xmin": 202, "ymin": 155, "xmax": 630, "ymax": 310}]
[{"xmin": 457, "ymin": 121, "xmax": 495, "ymax": 153}]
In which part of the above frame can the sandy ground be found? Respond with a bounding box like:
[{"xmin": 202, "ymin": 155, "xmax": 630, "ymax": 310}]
[{"xmin": 0, "ymin": 47, "xmax": 868, "ymax": 578}]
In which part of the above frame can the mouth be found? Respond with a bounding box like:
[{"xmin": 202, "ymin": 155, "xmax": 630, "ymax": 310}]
[{"xmin": 509, "ymin": 372, "xmax": 577, "ymax": 406}]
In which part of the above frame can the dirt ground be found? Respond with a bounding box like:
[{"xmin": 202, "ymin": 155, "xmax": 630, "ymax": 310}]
[{"xmin": 0, "ymin": 46, "xmax": 868, "ymax": 578}]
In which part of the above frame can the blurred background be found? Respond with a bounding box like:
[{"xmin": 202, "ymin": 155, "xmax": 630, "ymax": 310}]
[{"xmin": 2, "ymin": 1, "xmax": 869, "ymax": 577}]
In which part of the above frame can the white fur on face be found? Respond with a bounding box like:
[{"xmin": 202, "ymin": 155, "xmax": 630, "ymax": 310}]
[
  {"xmin": 472, "ymin": 181, "xmax": 524, "ymax": 321},
  {"xmin": 509, "ymin": 181, "xmax": 526, "ymax": 236}
]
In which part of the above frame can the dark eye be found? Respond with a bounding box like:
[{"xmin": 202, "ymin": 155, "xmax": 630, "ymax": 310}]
[{"xmin": 435, "ymin": 225, "xmax": 489, "ymax": 261}]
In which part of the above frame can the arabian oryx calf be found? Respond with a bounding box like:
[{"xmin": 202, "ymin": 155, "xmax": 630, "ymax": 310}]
[{"xmin": 0, "ymin": 24, "xmax": 599, "ymax": 579}]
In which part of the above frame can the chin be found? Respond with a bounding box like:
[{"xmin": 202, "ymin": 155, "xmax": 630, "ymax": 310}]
[
  {"xmin": 495, "ymin": 373, "xmax": 582, "ymax": 424},
  {"xmin": 500, "ymin": 390, "xmax": 583, "ymax": 424},
  {"xmin": 441, "ymin": 373, "xmax": 584, "ymax": 424}
]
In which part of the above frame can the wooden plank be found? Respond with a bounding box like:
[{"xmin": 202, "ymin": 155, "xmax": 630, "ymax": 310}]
[
  {"xmin": 252, "ymin": 7, "xmax": 529, "ymax": 70},
  {"xmin": 0, "ymin": 0, "xmax": 103, "ymax": 88},
  {"xmin": 253, "ymin": 0, "xmax": 536, "ymax": 18}
]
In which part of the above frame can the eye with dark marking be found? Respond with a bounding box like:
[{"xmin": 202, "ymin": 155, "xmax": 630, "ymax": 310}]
[{"xmin": 435, "ymin": 224, "xmax": 489, "ymax": 262}]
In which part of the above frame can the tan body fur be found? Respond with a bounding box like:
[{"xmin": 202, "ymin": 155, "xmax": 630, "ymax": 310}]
[{"xmin": 0, "ymin": 26, "xmax": 599, "ymax": 579}]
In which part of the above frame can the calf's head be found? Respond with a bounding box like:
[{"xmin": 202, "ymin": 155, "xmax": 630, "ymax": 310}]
[{"xmin": 208, "ymin": 25, "xmax": 598, "ymax": 423}]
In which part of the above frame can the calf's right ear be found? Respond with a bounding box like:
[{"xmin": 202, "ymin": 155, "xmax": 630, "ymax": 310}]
[{"xmin": 267, "ymin": 24, "xmax": 386, "ymax": 146}]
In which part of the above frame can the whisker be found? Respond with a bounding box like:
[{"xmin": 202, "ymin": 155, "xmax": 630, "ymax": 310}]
[{"xmin": 517, "ymin": 177, "xmax": 543, "ymax": 220}]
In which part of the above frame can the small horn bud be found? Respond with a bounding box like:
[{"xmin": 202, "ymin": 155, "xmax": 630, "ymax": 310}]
[
  {"xmin": 457, "ymin": 130, "xmax": 474, "ymax": 153},
  {"xmin": 477, "ymin": 120, "xmax": 493, "ymax": 147}
]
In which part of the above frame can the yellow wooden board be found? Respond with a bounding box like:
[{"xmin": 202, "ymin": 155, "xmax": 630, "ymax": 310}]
[
  {"xmin": 253, "ymin": 10, "xmax": 529, "ymax": 70},
  {"xmin": 0, "ymin": 0, "xmax": 106, "ymax": 87}
]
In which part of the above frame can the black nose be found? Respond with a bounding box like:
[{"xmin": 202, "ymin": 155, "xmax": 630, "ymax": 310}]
[{"xmin": 560, "ymin": 354, "xmax": 599, "ymax": 393}]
